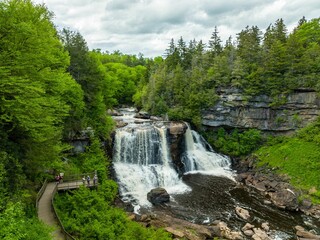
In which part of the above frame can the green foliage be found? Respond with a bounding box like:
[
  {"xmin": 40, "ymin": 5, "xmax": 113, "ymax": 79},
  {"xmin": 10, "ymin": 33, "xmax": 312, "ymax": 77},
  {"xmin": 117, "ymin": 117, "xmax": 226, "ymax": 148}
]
[
  {"xmin": 256, "ymin": 118, "xmax": 320, "ymax": 203},
  {"xmin": 54, "ymin": 182, "xmax": 171, "ymax": 240},
  {"xmin": 0, "ymin": 202, "xmax": 52, "ymax": 240},
  {"xmin": 0, "ymin": 0, "xmax": 84, "ymax": 181},
  {"xmin": 204, "ymin": 128, "xmax": 263, "ymax": 157},
  {"xmin": 140, "ymin": 17, "xmax": 320, "ymax": 120},
  {"xmin": 68, "ymin": 137, "xmax": 110, "ymax": 182}
]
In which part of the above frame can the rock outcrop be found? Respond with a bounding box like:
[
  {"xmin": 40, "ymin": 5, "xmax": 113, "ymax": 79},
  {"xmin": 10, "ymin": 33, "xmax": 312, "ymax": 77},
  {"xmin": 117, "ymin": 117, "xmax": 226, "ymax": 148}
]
[
  {"xmin": 238, "ymin": 170, "xmax": 299, "ymax": 211},
  {"xmin": 202, "ymin": 88, "xmax": 320, "ymax": 132},
  {"xmin": 167, "ymin": 122, "xmax": 188, "ymax": 173},
  {"xmin": 147, "ymin": 188, "xmax": 170, "ymax": 205}
]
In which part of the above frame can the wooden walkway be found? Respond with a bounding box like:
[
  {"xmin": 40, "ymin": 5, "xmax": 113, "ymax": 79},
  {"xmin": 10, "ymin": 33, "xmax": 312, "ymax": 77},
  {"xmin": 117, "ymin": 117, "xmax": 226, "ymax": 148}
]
[
  {"xmin": 37, "ymin": 178, "xmax": 98, "ymax": 240},
  {"xmin": 38, "ymin": 182, "xmax": 65, "ymax": 240}
]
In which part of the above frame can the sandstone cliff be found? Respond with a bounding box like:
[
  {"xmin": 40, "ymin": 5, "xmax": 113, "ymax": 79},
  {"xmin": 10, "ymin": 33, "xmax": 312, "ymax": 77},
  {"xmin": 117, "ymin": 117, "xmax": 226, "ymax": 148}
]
[{"xmin": 202, "ymin": 88, "xmax": 320, "ymax": 132}]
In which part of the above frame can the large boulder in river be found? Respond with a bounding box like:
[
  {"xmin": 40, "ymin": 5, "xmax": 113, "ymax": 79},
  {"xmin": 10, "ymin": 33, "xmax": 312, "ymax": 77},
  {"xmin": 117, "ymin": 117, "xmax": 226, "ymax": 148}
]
[
  {"xmin": 268, "ymin": 188, "xmax": 299, "ymax": 211},
  {"xmin": 147, "ymin": 188, "xmax": 170, "ymax": 205}
]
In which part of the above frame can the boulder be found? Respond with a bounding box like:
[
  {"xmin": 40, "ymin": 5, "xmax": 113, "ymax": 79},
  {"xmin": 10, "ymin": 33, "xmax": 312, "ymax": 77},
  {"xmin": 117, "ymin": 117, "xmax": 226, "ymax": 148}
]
[
  {"xmin": 211, "ymin": 222, "xmax": 244, "ymax": 240},
  {"xmin": 243, "ymin": 230, "xmax": 254, "ymax": 237},
  {"xmin": 150, "ymin": 116, "xmax": 163, "ymax": 121},
  {"xmin": 107, "ymin": 109, "xmax": 123, "ymax": 116},
  {"xmin": 116, "ymin": 120, "xmax": 128, "ymax": 128},
  {"xmin": 242, "ymin": 223, "xmax": 254, "ymax": 232},
  {"xmin": 134, "ymin": 111, "xmax": 150, "ymax": 119},
  {"xmin": 252, "ymin": 228, "xmax": 270, "ymax": 240},
  {"xmin": 147, "ymin": 188, "xmax": 170, "ymax": 205},
  {"xmin": 300, "ymin": 198, "xmax": 313, "ymax": 210},
  {"xmin": 295, "ymin": 226, "xmax": 320, "ymax": 240},
  {"xmin": 268, "ymin": 188, "xmax": 299, "ymax": 211},
  {"xmin": 261, "ymin": 222, "xmax": 270, "ymax": 232},
  {"xmin": 235, "ymin": 206, "xmax": 250, "ymax": 220}
]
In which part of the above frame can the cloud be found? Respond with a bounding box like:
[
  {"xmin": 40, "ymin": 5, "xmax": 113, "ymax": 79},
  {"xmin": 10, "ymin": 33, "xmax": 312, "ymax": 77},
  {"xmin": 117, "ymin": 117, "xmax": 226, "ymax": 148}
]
[{"xmin": 33, "ymin": 0, "xmax": 320, "ymax": 57}]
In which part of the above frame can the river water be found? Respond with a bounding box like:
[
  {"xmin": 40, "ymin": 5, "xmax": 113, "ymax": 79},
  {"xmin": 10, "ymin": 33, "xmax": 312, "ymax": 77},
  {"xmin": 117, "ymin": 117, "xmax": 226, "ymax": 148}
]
[{"xmin": 112, "ymin": 108, "xmax": 319, "ymax": 239}]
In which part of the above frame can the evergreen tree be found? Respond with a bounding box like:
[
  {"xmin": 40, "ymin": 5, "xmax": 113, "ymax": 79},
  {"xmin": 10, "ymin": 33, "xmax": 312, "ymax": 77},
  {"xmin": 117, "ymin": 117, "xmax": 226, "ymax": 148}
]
[{"xmin": 208, "ymin": 26, "xmax": 223, "ymax": 58}]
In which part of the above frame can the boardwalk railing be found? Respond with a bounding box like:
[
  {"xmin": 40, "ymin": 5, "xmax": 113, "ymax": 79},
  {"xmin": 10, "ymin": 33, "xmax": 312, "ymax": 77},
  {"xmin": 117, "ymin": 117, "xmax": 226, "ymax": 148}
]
[
  {"xmin": 36, "ymin": 179, "xmax": 48, "ymax": 211},
  {"xmin": 60, "ymin": 172, "xmax": 96, "ymax": 182},
  {"xmin": 52, "ymin": 184, "xmax": 77, "ymax": 240}
]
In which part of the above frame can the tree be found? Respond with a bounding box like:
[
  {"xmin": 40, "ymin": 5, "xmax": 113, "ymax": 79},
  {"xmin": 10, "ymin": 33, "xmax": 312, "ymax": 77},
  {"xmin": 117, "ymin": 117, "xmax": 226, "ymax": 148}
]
[
  {"xmin": 208, "ymin": 26, "xmax": 223, "ymax": 58},
  {"xmin": 0, "ymin": 0, "xmax": 84, "ymax": 179},
  {"xmin": 60, "ymin": 29, "xmax": 115, "ymax": 138}
]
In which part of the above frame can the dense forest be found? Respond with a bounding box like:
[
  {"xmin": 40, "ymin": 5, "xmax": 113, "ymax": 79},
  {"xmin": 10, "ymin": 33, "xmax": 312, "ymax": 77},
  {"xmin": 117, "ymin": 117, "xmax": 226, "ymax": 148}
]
[
  {"xmin": 0, "ymin": 0, "xmax": 319, "ymax": 239},
  {"xmin": 133, "ymin": 18, "xmax": 320, "ymax": 125}
]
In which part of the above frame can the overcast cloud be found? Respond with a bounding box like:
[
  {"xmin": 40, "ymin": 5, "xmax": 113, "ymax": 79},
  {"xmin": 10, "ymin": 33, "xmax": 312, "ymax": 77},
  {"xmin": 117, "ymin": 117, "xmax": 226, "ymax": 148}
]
[{"xmin": 34, "ymin": 0, "xmax": 320, "ymax": 57}]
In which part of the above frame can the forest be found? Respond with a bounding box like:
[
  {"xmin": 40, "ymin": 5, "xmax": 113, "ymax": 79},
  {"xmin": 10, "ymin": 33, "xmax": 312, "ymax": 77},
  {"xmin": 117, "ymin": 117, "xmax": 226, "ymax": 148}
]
[{"xmin": 0, "ymin": 0, "xmax": 319, "ymax": 239}]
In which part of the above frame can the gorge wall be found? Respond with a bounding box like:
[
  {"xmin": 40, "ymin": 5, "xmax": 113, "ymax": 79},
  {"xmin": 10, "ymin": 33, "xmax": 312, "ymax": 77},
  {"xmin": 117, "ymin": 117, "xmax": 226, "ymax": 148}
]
[{"xmin": 202, "ymin": 88, "xmax": 320, "ymax": 133}]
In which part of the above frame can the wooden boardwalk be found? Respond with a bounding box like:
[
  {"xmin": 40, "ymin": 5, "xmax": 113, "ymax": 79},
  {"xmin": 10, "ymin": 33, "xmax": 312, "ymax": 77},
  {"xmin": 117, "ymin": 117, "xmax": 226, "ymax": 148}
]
[
  {"xmin": 38, "ymin": 182, "xmax": 65, "ymax": 240},
  {"xmin": 37, "ymin": 178, "xmax": 97, "ymax": 240}
]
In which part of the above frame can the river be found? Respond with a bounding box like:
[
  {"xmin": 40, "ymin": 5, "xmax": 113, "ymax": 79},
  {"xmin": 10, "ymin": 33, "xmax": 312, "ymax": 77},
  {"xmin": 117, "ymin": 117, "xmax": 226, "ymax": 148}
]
[{"xmin": 112, "ymin": 108, "xmax": 319, "ymax": 239}]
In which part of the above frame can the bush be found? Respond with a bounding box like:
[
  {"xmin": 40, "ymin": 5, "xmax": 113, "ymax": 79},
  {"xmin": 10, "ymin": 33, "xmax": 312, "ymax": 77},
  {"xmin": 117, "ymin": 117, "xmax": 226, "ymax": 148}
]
[{"xmin": 54, "ymin": 181, "xmax": 171, "ymax": 240}]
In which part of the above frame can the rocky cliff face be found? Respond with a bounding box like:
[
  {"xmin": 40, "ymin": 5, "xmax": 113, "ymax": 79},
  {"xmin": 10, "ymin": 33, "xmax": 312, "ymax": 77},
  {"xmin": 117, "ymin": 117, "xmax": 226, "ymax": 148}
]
[{"xmin": 202, "ymin": 88, "xmax": 320, "ymax": 132}]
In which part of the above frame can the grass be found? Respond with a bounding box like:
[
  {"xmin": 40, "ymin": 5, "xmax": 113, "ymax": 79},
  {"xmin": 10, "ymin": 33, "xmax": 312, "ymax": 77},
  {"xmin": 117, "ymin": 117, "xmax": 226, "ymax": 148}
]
[{"xmin": 256, "ymin": 137, "xmax": 320, "ymax": 203}]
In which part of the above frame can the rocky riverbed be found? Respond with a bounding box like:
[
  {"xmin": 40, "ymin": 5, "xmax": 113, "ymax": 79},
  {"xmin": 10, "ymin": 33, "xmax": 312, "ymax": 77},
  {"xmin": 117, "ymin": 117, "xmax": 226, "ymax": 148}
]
[{"xmin": 117, "ymin": 172, "xmax": 320, "ymax": 240}]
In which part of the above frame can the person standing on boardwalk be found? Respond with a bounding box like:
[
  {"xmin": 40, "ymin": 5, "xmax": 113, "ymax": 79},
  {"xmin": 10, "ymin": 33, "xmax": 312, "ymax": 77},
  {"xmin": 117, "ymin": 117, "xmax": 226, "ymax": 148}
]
[
  {"xmin": 93, "ymin": 174, "xmax": 98, "ymax": 185},
  {"xmin": 87, "ymin": 175, "xmax": 90, "ymax": 185},
  {"xmin": 82, "ymin": 176, "xmax": 86, "ymax": 185}
]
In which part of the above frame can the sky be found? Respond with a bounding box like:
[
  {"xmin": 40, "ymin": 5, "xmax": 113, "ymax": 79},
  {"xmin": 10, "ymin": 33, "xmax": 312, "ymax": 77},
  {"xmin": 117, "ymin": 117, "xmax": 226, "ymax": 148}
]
[{"xmin": 33, "ymin": 0, "xmax": 320, "ymax": 58}]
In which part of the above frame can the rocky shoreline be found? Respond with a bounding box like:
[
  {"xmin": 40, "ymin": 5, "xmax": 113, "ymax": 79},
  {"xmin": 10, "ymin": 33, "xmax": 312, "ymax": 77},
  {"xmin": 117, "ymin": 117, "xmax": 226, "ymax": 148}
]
[
  {"xmin": 122, "ymin": 159, "xmax": 320, "ymax": 240},
  {"xmin": 234, "ymin": 156, "xmax": 320, "ymax": 220}
]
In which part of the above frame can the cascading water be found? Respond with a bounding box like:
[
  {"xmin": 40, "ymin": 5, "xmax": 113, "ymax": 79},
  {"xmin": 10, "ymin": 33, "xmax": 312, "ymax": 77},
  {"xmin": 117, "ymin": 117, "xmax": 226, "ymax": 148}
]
[
  {"xmin": 112, "ymin": 110, "xmax": 234, "ymax": 207},
  {"xmin": 113, "ymin": 123, "xmax": 190, "ymax": 207},
  {"xmin": 182, "ymin": 125, "xmax": 234, "ymax": 179}
]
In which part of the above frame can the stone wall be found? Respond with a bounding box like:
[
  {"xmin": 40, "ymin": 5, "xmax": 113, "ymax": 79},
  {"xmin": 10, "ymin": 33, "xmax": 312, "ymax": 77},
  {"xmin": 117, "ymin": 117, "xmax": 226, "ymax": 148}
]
[{"xmin": 202, "ymin": 88, "xmax": 320, "ymax": 132}]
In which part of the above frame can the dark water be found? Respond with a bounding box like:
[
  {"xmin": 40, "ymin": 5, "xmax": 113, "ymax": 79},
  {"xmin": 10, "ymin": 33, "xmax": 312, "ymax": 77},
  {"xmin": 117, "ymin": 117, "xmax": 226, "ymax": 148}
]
[{"xmin": 150, "ymin": 174, "xmax": 320, "ymax": 239}]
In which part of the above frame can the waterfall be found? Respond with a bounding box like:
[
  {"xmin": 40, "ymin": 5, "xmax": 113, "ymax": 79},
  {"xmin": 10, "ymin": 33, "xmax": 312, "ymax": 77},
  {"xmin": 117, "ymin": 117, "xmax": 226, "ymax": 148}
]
[
  {"xmin": 182, "ymin": 125, "xmax": 234, "ymax": 178},
  {"xmin": 113, "ymin": 124, "xmax": 190, "ymax": 207},
  {"xmin": 112, "ymin": 111, "xmax": 234, "ymax": 208}
]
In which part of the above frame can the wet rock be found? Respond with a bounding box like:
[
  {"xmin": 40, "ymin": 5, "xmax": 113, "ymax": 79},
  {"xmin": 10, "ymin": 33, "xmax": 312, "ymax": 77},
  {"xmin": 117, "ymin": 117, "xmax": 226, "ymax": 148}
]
[
  {"xmin": 263, "ymin": 200, "xmax": 272, "ymax": 205},
  {"xmin": 107, "ymin": 109, "xmax": 123, "ymax": 116},
  {"xmin": 116, "ymin": 120, "xmax": 128, "ymax": 128},
  {"xmin": 235, "ymin": 206, "xmax": 250, "ymax": 220},
  {"xmin": 150, "ymin": 116, "xmax": 163, "ymax": 121},
  {"xmin": 243, "ymin": 230, "xmax": 254, "ymax": 237},
  {"xmin": 134, "ymin": 111, "xmax": 150, "ymax": 119},
  {"xmin": 147, "ymin": 187, "xmax": 170, "ymax": 205},
  {"xmin": 242, "ymin": 223, "xmax": 255, "ymax": 231},
  {"xmin": 261, "ymin": 222, "xmax": 270, "ymax": 232},
  {"xmin": 268, "ymin": 188, "xmax": 299, "ymax": 211},
  {"xmin": 295, "ymin": 226, "xmax": 320, "ymax": 239},
  {"xmin": 252, "ymin": 228, "xmax": 270, "ymax": 240},
  {"xmin": 212, "ymin": 222, "xmax": 244, "ymax": 240}
]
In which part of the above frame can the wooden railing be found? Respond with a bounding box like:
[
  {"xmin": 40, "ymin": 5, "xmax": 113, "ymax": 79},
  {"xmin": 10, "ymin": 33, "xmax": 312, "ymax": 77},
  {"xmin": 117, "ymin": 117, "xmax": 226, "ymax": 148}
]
[
  {"xmin": 51, "ymin": 184, "xmax": 77, "ymax": 240},
  {"xmin": 37, "ymin": 171, "xmax": 98, "ymax": 240},
  {"xmin": 60, "ymin": 171, "xmax": 96, "ymax": 182},
  {"xmin": 36, "ymin": 179, "xmax": 48, "ymax": 211}
]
